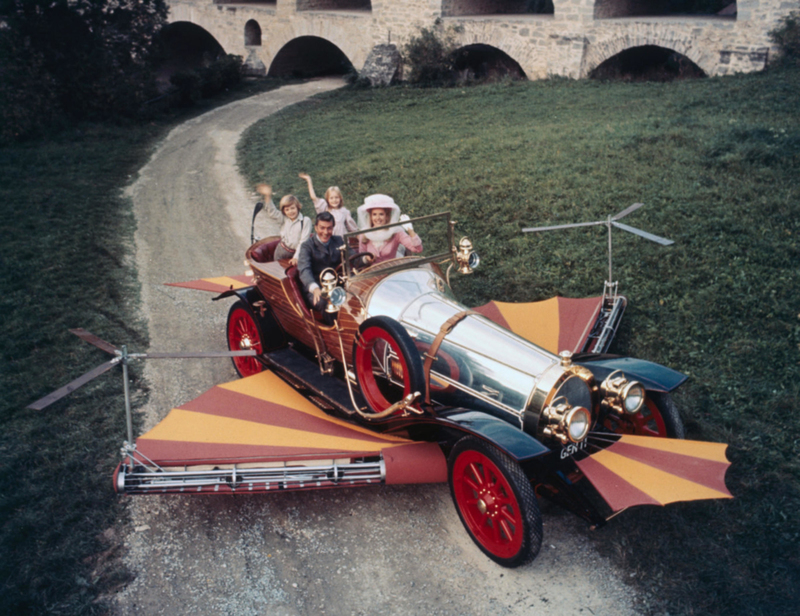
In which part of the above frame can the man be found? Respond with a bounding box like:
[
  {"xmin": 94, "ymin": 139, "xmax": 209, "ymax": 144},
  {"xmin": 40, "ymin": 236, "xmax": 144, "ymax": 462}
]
[{"xmin": 297, "ymin": 211, "xmax": 344, "ymax": 313}]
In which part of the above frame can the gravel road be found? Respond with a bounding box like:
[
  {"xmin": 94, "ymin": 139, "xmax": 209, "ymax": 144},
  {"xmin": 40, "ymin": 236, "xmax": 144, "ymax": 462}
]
[{"xmin": 114, "ymin": 78, "xmax": 642, "ymax": 616}]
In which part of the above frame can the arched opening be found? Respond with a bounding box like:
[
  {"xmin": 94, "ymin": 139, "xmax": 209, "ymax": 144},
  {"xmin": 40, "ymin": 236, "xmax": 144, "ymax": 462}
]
[
  {"xmin": 442, "ymin": 0, "xmax": 553, "ymax": 17},
  {"xmin": 268, "ymin": 37, "xmax": 354, "ymax": 78},
  {"xmin": 593, "ymin": 0, "xmax": 736, "ymax": 19},
  {"xmin": 453, "ymin": 45, "xmax": 527, "ymax": 82},
  {"xmin": 155, "ymin": 22, "xmax": 226, "ymax": 89},
  {"xmin": 589, "ymin": 46, "xmax": 706, "ymax": 81},
  {"xmin": 245, "ymin": 20, "xmax": 262, "ymax": 47},
  {"xmin": 215, "ymin": 1, "xmax": 276, "ymax": 5},
  {"xmin": 296, "ymin": 0, "xmax": 372, "ymax": 11}
]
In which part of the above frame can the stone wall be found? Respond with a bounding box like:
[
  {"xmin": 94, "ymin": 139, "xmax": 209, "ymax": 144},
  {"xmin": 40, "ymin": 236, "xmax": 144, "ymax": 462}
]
[{"xmin": 167, "ymin": 0, "xmax": 791, "ymax": 79}]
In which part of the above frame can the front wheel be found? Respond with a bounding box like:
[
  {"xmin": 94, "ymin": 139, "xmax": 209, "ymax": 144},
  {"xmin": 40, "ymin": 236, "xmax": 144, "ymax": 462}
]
[
  {"xmin": 448, "ymin": 437, "xmax": 542, "ymax": 567},
  {"xmin": 227, "ymin": 301, "xmax": 264, "ymax": 377},
  {"xmin": 603, "ymin": 391, "xmax": 685, "ymax": 438}
]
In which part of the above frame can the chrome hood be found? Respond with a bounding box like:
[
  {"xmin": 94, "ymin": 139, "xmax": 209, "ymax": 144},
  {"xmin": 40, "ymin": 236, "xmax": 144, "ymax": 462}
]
[{"xmin": 364, "ymin": 269, "xmax": 595, "ymax": 442}]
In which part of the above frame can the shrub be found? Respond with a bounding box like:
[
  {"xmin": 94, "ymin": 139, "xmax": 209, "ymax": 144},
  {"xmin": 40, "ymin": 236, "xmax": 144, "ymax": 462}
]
[
  {"xmin": 770, "ymin": 10, "xmax": 800, "ymax": 66},
  {"xmin": 403, "ymin": 21, "xmax": 461, "ymax": 85}
]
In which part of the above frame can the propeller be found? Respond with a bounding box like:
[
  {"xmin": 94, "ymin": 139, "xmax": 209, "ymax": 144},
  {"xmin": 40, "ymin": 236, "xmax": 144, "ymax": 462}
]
[
  {"xmin": 522, "ymin": 203, "xmax": 673, "ymax": 283},
  {"xmin": 27, "ymin": 329, "xmax": 257, "ymax": 411}
]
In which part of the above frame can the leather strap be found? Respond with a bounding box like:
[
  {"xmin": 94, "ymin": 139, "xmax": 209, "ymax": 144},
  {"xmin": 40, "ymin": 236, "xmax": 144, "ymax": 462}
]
[{"xmin": 423, "ymin": 309, "xmax": 475, "ymax": 404}]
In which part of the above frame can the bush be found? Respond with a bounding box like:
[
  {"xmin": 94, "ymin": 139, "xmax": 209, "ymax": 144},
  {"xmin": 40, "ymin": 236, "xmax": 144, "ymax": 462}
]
[
  {"xmin": 170, "ymin": 54, "xmax": 243, "ymax": 106},
  {"xmin": 770, "ymin": 10, "xmax": 800, "ymax": 66},
  {"xmin": 403, "ymin": 21, "xmax": 461, "ymax": 85}
]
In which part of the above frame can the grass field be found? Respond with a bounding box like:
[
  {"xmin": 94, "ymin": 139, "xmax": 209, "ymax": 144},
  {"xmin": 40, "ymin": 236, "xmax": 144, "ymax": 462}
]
[
  {"xmin": 0, "ymin": 78, "xmax": 281, "ymax": 614},
  {"xmin": 239, "ymin": 69, "xmax": 800, "ymax": 615}
]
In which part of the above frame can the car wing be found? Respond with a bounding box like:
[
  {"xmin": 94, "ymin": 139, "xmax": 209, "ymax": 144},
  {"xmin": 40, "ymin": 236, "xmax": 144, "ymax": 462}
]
[
  {"xmin": 473, "ymin": 296, "xmax": 604, "ymax": 355},
  {"xmin": 165, "ymin": 275, "xmax": 254, "ymax": 294},
  {"xmin": 116, "ymin": 371, "xmax": 448, "ymax": 494}
]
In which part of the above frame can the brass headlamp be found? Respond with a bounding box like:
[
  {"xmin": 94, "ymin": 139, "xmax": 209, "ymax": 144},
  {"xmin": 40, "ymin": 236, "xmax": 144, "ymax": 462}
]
[
  {"xmin": 319, "ymin": 268, "xmax": 346, "ymax": 314},
  {"xmin": 600, "ymin": 370, "xmax": 645, "ymax": 415},
  {"xmin": 455, "ymin": 237, "xmax": 480, "ymax": 275},
  {"xmin": 542, "ymin": 397, "xmax": 591, "ymax": 444}
]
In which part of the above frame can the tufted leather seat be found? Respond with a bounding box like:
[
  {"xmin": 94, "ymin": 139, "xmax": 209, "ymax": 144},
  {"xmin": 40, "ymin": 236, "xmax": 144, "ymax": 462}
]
[{"xmin": 250, "ymin": 238, "xmax": 280, "ymax": 263}]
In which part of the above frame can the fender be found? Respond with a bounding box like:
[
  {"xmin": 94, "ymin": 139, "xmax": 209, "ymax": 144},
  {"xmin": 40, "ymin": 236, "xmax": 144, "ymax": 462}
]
[
  {"xmin": 438, "ymin": 410, "xmax": 550, "ymax": 462},
  {"xmin": 576, "ymin": 356, "xmax": 687, "ymax": 393},
  {"xmin": 218, "ymin": 286, "xmax": 287, "ymax": 352}
]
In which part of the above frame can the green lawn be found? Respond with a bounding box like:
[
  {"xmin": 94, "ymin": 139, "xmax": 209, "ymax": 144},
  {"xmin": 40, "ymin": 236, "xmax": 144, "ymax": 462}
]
[{"xmin": 239, "ymin": 70, "xmax": 800, "ymax": 615}]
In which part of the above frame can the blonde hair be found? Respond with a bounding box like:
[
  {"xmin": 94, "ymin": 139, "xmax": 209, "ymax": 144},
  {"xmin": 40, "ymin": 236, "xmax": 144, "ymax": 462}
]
[
  {"xmin": 279, "ymin": 194, "xmax": 302, "ymax": 214},
  {"xmin": 324, "ymin": 186, "xmax": 344, "ymax": 208}
]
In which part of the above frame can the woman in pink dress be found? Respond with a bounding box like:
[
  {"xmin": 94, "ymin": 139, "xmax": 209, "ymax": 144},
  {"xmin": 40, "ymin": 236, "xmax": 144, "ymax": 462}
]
[{"xmin": 356, "ymin": 194, "xmax": 423, "ymax": 264}]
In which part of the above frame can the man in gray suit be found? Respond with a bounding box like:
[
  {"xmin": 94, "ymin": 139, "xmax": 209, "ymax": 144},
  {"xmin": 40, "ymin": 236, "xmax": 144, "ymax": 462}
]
[{"xmin": 297, "ymin": 211, "xmax": 344, "ymax": 314}]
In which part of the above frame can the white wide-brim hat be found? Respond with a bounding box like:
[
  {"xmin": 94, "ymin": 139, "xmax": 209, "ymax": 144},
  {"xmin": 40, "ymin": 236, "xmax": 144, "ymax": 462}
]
[{"xmin": 357, "ymin": 194, "xmax": 401, "ymax": 229}]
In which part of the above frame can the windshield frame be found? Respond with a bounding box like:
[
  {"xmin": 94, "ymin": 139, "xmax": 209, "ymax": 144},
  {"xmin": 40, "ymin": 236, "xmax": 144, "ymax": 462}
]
[{"xmin": 341, "ymin": 211, "xmax": 454, "ymax": 282}]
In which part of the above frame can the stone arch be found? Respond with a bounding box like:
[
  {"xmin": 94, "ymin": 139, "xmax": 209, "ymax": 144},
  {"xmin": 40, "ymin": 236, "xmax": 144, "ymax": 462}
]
[
  {"xmin": 582, "ymin": 32, "xmax": 717, "ymax": 77},
  {"xmin": 296, "ymin": 0, "xmax": 372, "ymax": 10},
  {"xmin": 452, "ymin": 44, "xmax": 527, "ymax": 81},
  {"xmin": 593, "ymin": 0, "xmax": 736, "ymax": 19},
  {"xmin": 156, "ymin": 21, "xmax": 226, "ymax": 79},
  {"xmin": 443, "ymin": 0, "xmax": 553, "ymax": 16},
  {"xmin": 245, "ymin": 20, "xmax": 262, "ymax": 47},
  {"xmin": 589, "ymin": 45, "xmax": 706, "ymax": 80},
  {"xmin": 267, "ymin": 36, "xmax": 355, "ymax": 78}
]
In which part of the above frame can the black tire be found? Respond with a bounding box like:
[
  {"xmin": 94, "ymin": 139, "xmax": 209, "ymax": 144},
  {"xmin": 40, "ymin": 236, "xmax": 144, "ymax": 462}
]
[
  {"xmin": 648, "ymin": 391, "xmax": 685, "ymax": 439},
  {"xmin": 353, "ymin": 316, "xmax": 425, "ymax": 415},
  {"xmin": 448, "ymin": 437, "xmax": 543, "ymax": 567}
]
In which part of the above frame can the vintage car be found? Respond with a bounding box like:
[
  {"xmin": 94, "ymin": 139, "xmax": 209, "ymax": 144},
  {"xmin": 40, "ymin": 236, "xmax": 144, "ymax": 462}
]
[{"xmin": 109, "ymin": 209, "xmax": 731, "ymax": 568}]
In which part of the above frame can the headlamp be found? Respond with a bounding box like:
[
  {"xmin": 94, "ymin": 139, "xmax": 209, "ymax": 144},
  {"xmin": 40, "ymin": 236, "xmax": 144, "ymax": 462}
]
[{"xmin": 600, "ymin": 370, "xmax": 645, "ymax": 415}]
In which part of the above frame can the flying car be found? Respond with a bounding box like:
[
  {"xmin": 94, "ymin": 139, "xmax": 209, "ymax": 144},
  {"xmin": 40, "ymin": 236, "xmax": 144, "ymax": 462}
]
[{"xmin": 30, "ymin": 207, "xmax": 732, "ymax": 567}]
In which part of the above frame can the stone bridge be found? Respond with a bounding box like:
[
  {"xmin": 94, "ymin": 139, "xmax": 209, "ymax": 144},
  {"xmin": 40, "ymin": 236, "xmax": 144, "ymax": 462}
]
[{"xmin": 167, "ymin": 0, "xmax": 788, "ymax": 79}]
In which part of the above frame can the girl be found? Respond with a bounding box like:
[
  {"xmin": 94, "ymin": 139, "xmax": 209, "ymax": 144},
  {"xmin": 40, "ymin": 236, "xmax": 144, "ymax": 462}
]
[
  {"xmin": 256, "ymin": 183, "xmax": 311, "ymax": 266},
  {"xmin": 298, "ymin": 172, "xmax": 358, "ymax": 236},
  {"xmin": 357, "ymin": 194, "xmax": 423, "ymax": 264}
]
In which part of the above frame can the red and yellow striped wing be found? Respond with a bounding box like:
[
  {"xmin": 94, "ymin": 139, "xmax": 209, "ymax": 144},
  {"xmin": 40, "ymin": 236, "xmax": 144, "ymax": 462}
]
[
  {"xmin": 136, "ymin": 371, "xmax": 447, "ymax": 485},
  {"xmin": 577, "ymin": 434, "xmax": 732, "ymax": 512},
  {"xmin": 474, "ymin": 297, "xmax": 602, "ymax": 354},
  {"xmin": 166, "ymin": 275, "xmax": 254, "ymax": 294}
]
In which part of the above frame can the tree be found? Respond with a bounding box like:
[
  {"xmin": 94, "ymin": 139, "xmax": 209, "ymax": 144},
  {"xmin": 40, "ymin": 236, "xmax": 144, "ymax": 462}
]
[{"xmin": 0, "ymin": 0, "xmax": 168, "ymax": 141}]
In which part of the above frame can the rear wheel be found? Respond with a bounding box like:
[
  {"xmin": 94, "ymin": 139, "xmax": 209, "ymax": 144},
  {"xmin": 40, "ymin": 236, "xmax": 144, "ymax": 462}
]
[
  {"xmin": 603, "ymin": 391, "xmax": 685, "ymax": 438},
  {"xmin": 449, "ymin": 437, "xmax": 542, "ymax": 567},
  {"xmin": 353, "ymin": 316, "xmax": 424, "ymax": 415},
  {"xmin": 226, "ymin": 301, "xmax": 264, "ymax": 377}
]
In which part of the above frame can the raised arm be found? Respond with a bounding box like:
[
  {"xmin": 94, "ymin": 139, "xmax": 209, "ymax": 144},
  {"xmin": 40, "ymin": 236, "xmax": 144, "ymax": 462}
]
[
  {"xmin": 256, "ymin": 184, "xmax": 282, "ymax": 222},
  {"xmin": 298, "ymin": 173, "xmax": 319, "ymax": 202}
]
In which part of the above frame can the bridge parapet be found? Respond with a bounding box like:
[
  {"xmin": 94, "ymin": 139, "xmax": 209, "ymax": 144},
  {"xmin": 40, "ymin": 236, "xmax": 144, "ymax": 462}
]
[{"xmin": 166, "ymin": 0, "xmax": 786, "ymax": 79}]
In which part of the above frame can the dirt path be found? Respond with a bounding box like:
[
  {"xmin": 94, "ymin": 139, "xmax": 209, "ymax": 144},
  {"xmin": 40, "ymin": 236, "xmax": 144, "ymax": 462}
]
[{"xmin": 115, "ymin": 79, "xmax": 642, "ymax": 616}]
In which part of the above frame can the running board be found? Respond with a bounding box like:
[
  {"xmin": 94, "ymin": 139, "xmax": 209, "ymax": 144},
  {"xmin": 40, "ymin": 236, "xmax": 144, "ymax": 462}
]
[{"xmin": 116, "ymin": 457, "xmax": 386, "ymax": 495}]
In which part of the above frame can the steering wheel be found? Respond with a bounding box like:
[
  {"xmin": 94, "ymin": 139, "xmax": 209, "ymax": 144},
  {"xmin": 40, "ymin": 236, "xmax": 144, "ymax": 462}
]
[{"xmin": 345, "ymin": 251, "xmax": 375, "ymax": 273}]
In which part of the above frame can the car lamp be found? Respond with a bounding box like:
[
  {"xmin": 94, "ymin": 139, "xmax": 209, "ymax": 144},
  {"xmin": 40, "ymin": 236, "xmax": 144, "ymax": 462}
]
[
  {"xmin": 542, "ymin": 398, "xmax": 591, "ymax": 444},
  {"xmin": 320, "ymin": 269, "xmax": 346, "ymax": 314},
  {"xmin": 600, "ymin": 370, "xmax": 645, "ymax": 415},
  {"xmin": 456, "ymin": 237, "xmax": 480, "ymax": 275}
]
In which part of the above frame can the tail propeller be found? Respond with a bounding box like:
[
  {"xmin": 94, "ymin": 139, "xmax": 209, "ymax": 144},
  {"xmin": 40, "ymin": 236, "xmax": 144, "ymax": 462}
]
[{"xmin": 522, "ymin": 203, "xmax": 673, "ymax": 283}]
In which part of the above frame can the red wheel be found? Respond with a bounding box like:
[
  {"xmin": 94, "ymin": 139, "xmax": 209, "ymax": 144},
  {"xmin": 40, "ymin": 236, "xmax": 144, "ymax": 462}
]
[
  {"xmin": 353, "ymin": 316, "xmax": 424, "ymax": 415},
  {"xmin": 226, "ymin": 301, "xmax": 264, "ymax": 377},
  {"xmin": 603, "ymin": 391, "xmax": 685, "ymax": 438},
  {"xmin": 449, "ymin": 437, "xmax": 542, "ymax": 567}
]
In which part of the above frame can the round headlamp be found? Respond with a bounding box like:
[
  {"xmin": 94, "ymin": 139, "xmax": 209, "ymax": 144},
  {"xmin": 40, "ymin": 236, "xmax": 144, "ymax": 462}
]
[
  {"xmin": 621, "ymin": 382, "xmax": 645, "ymax": 414},
  {"xmin": 566, "ymin": 407, "xmax": 591, "ymax": 442}
]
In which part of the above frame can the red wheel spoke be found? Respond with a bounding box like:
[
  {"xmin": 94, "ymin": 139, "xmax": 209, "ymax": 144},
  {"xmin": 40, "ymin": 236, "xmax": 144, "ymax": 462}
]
[
  {"xmin": 498, "ymin": 518, "xmax": 515, "ymax": 542},
  {"xmin": 467, "ymin": 462, "xmax": 485, "ymax": 487}
]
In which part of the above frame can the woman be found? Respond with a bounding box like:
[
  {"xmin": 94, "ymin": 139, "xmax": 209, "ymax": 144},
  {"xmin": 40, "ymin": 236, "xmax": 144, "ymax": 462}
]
[{"xmin": 357, "ymin": 194, "xmax": 422, "ymax": 264}]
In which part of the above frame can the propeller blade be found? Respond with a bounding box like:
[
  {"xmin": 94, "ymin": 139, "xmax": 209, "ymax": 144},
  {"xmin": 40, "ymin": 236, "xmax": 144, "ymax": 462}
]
[
  {"xmin": 27, "ymin": 358, "xmax": 120, "ymax": 410},
  {"xmin": 136, "ymin": 350, "xmax": 257, "ymax": 359},
  {"xmin": 612, "ymin": 221, "xmax": 674, "ymax": 246},
  {"xmin": 522, "ymin": 220, "xmax": 605, "ymax": 233},
  {"xmin": 611, "ymin": 202, "xmax": 644, "ymax": 221},
  {"xmin": 69, "ymin": 328, "xmax": 119, "ymax": 355}
]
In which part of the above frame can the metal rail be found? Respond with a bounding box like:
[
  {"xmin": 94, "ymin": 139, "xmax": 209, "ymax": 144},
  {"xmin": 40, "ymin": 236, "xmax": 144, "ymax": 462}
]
[{"xmin": 118, "ymin": 458, "xmax": 386, "ymax": 495}]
